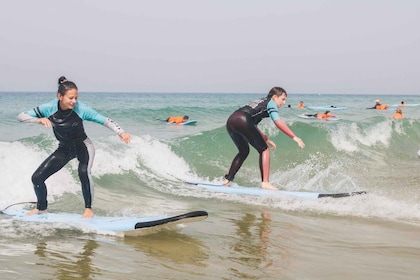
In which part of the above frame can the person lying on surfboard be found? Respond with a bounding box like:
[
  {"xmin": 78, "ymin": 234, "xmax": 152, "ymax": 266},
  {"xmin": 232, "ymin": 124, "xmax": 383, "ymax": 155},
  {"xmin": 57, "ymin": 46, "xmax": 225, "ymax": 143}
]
[
  {"xmin": 367, "ymin": 99, "xmax": 388, "ymax": 110},
  {"xmin": 304, "ymin": 110, "xmax": 337, "ymax": 119},
  {"xmin": 17, "ymin": 76, "xmax": 132, "ymax": 218},
  {"xmin": 166, "ymin": 115, "xmax": 189, "ymax": 124},
  {"xmin": 223, "ymin": 86, "xmax": 305, "ymax": 190}
]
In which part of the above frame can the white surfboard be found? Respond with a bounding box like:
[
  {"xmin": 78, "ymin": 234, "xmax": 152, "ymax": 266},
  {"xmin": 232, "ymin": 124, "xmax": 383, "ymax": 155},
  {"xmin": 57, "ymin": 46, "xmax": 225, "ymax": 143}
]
[
  {"xmin": 307, "ymin": 106, "xmax": 347, "ymax": 110},
  {"xmin": 2, "ymin": 207, "xmax": 208, "ymax": 237},
  {"xmin": 186, "ymin": 180, "xmax": 366, "ymax": 199}
]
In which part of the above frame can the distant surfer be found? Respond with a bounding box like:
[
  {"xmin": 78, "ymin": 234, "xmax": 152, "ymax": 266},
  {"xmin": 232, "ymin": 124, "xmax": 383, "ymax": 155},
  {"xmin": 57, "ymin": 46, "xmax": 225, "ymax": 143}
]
[
  {"xmin": 223, "ymin": 87, "xmax": 305, "ymax": 190},
  {"xmin": 166, "ymin": 115, "xmax": 189, "ymax": 124},
  {"xmin": 304, "ymin": 110, "xmax": 336, "ymax": 119},
  {"xmin": 391, "ymin": 108, "xmax": 404, "ymax": 119},
  {"xmin": 17, "ymin": 76, "xmax": 132, "ymax": 218},
  {"xmin": 367, "ymin": 99, "xmax": 388, "ymax": 110},
  {"xmin": 297, "ymin": 101, "xmax": 305, "ymax": 109}
]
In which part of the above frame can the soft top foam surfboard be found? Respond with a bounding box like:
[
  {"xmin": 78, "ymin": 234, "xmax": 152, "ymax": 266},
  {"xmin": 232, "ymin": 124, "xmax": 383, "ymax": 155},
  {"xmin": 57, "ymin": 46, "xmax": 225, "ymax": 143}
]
[
  {"xmin": 298, "ymin": 114, "xmax": 341, "ymax": 121},
  {"xmin": 307, "ymin": 106, "xmax": 347, "ymax": 110},
  {"xmin": 186, "ymin": 180, "xmax": 366, "ymax": 199},
  {"xmin": 2, "ymin": 207, "xmax": 208, "ymax": 237},
  {"xmin": 156, "ymin": 119, "xmax": 198, "ymax": 125},
  {"xmin": 178, "ymin": 120, "xmax": 197, "ymax": 125},
  {"xmin": 390, "ymin": 104, "xmax": 419, "ymax": 107}
]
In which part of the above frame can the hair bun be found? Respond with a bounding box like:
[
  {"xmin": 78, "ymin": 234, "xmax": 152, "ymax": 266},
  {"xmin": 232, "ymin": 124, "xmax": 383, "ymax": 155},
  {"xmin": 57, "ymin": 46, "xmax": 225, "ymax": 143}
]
[{"xmin": 58, "ymin": 76, "xmax": 68, "ymax": 84}]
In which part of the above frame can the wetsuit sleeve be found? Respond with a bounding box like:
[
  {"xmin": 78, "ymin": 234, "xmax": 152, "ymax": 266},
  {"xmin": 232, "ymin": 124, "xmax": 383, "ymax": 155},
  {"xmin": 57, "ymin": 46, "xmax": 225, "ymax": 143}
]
[
  {"xmin": 17, "ymin": 112, "xmax": 38, "ymax": 123},
  {"xmin": 75, "ymin": 101, "xmax": 125, "ymax": 135},
  {"xmin": 267, "ymin": 99, "xmax": 281, "ymax": 121},
  {"xmin": 17, "ymin": 99, "xmax": 59, "ymax": 123},
  {"xmin": 103, "ymin": 118, "xmax": 125, "ymax": 135}
]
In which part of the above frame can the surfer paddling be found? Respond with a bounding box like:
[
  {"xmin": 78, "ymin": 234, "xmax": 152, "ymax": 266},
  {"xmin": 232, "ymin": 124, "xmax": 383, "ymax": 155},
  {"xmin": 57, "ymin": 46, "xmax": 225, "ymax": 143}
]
[
  {"xmin": 166, "ymin": 115, "xmax": 189, "ymax": 124},
  {"xmin": 17, "ymin": 76, "xmax": 132, "ymax": 218},
  {"xmin": 223, "ymin": 87, "xmax": 305, "ymax": 190}
]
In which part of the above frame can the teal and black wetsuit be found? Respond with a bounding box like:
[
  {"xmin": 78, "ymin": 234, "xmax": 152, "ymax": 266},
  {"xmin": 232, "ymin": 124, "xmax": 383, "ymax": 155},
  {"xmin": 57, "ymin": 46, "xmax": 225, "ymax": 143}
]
[
  {"xmin": 225, "ymin": 96, "xmax": 281, "ymax": 182},
  {"xmin": 17, "ymin": 99, "xmax": 124, "ymax": 211}
]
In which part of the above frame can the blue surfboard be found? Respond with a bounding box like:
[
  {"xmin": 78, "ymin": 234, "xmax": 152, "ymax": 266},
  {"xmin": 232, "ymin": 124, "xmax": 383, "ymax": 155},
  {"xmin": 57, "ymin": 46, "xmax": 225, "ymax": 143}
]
[
  {"xmin": 2, "ymin": 207, "xmax": 208, "ymax": 237},
  {"xmin": 307, "ymin": 106, "xmax": 347, "ymax": 110},
  {"xmin": 157, "ymin": 119, "xmax": 198, "ymax": 125},
  {"xmin": 186, "ymin": 180, "xmax": 366, "ymax": 199},
  {"xmin": 179, "ymin": 120, "xmax": 197, "ymax": 125},
  {"xmin": 390, "ymin": 103, "xmax": 420, "ymax": 107}
]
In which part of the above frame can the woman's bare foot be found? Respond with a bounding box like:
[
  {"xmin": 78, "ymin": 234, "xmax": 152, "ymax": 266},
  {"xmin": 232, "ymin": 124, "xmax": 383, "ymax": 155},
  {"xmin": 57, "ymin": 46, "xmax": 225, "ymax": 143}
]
[
  {"xmin": 261, "ymin": 182, "xmax": 278, "ymax": 190},
  {"xmin": 223, "ymin": 178, "xmax": 231, "ymax": 186},
  {"xmin": 25, "ymin": 208, "xmax": 48, "ymax": 216},
  {"xmin": 222, "ymin": 174, "xmax": 232, "ymax": 186},
  {"xmin": 82, "ymin": 208, "xmax": 94, "ymax": 218}
]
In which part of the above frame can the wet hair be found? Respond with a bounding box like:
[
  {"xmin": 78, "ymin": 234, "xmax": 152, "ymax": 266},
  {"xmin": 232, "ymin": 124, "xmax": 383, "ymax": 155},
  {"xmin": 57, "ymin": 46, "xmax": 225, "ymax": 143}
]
[
  {"xmin": 267, "ymin": 87, "xmax": 287, "ymax": 98},
  {"xmin": 183, "ymin": 115, "xmax": 189, "ymax": 120},
  {"xmin": 57, "ymin": 76, "xmax": 78, "ymax": 96}
]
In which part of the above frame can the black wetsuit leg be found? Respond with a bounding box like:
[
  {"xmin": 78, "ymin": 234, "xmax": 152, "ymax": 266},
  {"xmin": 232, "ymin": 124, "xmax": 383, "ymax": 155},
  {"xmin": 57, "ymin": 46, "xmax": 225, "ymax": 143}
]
[
  {"xmin": 225, "ymin": 111, "xmax": 268, "ymax": 181},
  {"xmin": 31, "ymin": 139, "xmax": 94, "ymax": 211},
  {"xmin": 31, "ymin": 147, "xmax": 72, "ymax": 210},
  {"xmin": 77, "ymin": 138, "xmax": 95, "ymax": 209}
]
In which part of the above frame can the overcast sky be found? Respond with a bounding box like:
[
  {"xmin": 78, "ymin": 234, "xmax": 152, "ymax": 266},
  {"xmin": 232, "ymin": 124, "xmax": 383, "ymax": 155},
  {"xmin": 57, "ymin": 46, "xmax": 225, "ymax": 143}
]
[{"xmin": 1, "ymin": 0, "xmax": 419, "ymax": 94}]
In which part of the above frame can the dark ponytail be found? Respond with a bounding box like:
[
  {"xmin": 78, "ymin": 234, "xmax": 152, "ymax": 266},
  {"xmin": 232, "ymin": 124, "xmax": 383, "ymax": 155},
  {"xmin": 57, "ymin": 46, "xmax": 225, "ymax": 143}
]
[
  {"xmin": 267, "ymin": 87, "xmax": 287, "ymax": 98},
  {"xmin": 57, "ymin": 76, "xmax": 78, "ymax": 96}
]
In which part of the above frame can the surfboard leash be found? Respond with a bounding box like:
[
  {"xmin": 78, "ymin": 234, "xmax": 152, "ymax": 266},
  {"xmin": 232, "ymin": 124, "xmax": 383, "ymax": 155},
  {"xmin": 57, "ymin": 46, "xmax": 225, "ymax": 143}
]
[{"xmin": 1, "ymin": 201, "xmax": 37, "ymax": 215}]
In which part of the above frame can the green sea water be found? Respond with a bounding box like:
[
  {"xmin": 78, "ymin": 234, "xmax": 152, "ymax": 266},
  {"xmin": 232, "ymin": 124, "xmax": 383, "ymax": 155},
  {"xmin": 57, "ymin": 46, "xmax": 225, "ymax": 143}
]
[{"xmin": 1, "ymin": 91, "xmax": 420, "ymax": 279}]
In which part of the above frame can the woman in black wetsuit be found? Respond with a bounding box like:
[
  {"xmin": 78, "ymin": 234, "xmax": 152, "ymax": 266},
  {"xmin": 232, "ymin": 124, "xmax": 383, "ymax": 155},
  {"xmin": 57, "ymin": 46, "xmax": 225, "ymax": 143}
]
[
  {"xmin": 224, "ymin": 87, "xmax": 305, "ymax": 190},
  {"xmin": 17, "ymin": 76, "xmax": 132, "ymax": 218}
]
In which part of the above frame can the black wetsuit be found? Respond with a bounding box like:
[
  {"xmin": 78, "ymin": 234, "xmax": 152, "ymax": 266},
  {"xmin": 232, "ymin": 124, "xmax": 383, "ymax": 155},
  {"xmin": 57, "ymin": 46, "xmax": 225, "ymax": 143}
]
[
  {"xmin": 225, "ymin": 97, "xmax": 279, "ymax": 181},
  {"xmin": 18, "ymin": 99, "xmax": 124, "ymax": 211}
]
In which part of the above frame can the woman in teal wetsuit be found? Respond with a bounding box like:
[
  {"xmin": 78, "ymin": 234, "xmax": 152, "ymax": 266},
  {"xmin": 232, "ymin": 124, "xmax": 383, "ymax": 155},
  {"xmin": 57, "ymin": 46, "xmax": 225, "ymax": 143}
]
[
  {"xmin": 224, "ymin": 87, "xmax": 305, "ymax": 190},
  {"xmin": 17, "ymin": 76, "xmax": 132, "ymax": 218}
]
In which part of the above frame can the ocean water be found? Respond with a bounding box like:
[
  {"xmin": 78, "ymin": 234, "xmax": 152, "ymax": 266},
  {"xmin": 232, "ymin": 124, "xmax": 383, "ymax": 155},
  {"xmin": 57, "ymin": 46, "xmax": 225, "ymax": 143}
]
[{"xmin": 1, "ymin": 91, "xmax": 419, "ymax": 279}]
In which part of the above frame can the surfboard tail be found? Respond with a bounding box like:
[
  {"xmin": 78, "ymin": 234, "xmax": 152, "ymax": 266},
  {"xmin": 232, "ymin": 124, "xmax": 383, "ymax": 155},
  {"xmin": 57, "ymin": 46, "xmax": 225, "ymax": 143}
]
[{"xmin": 318, "ymin": 191, "xmax": 367, "ymax": 198}]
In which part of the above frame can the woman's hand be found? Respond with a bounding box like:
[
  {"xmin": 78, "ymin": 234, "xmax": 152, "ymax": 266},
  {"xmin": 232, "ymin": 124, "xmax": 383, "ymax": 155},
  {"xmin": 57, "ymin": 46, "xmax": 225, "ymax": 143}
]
[
  {"xmin": 266, "ymin": 139, "xmax": 276, "ymax": 149},
  {"xmin": 119, "ymin": 132, "xmax": 132, "ymax": 144},
  {"xmin": 293, "ymin": 136, "xmax": 305, "ymax": 148},
  {"xmin": 37, "ymin": 118, "xmax": 52, "ymax": 127}
]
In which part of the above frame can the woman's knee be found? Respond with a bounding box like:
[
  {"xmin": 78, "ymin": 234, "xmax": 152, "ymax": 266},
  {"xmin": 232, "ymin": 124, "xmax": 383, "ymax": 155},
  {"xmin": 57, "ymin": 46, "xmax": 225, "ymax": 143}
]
[
  {"xmin": 31, "ymin": 172, "xmax": 44, "ymax": 185},
  {"xmin": 238, "ymin": 146, "xmax": 250, "ymax": 157},
  {"xmin": 78, "ymin": 165, "xmax": 89, "ymax": 178},
  {"xmin": 258, "ymin": 146, "xmax": 269, "ymax": 154}
]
